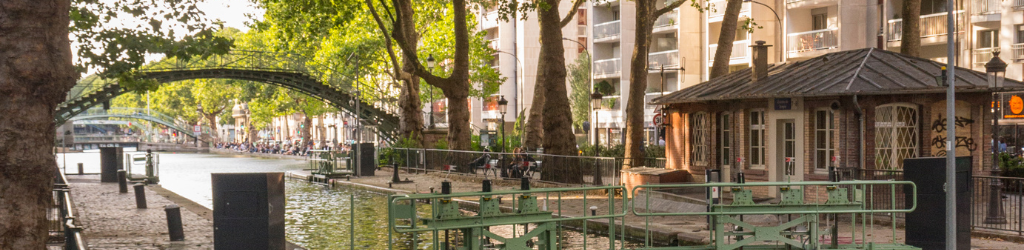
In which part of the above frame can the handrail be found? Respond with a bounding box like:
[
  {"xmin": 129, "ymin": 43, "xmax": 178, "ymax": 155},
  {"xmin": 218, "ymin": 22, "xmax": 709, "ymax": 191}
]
[
  {"xmin": 54, "ymin": 166, "xmax": 87, "ymax": 250},
  {"xmin": 787, "ymin": 28, "xmax": 838, "ymax": 36}
]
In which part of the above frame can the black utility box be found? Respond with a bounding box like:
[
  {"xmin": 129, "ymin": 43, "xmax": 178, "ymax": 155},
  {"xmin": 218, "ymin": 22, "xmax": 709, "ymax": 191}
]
[
  {"xmin": 354, "ymin": 143, "xmax": 376, "ymax": 176},
  {"xmin": 99, "ymin": 147, "xmax": 123, "ymax": 182},
  {"xmin": 212, "ymin": 173, "xmax": 285, "ymax": 250},
  {"xmin": 903, "ymin": 156, "xmax": 971, "ymax": 250}
]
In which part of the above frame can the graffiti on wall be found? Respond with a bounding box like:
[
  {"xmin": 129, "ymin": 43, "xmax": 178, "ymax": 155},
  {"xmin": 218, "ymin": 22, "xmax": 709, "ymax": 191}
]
[{"xmin": 931, "ymin": 101, "xmax": 974, "ymax": 157}]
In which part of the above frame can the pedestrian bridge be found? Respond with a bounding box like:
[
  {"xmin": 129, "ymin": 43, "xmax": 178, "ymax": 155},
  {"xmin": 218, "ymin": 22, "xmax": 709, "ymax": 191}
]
[
  {"xmin": 57, "ymin": 50, "xmax": 400, "ymax": 141},
  {"xmin": 69, "ymin": 107, "xmax": 198, "ymax": 138}
]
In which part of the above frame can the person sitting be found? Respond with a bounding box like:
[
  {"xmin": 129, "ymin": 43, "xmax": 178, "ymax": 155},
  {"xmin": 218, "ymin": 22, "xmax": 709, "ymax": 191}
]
[{"xmin": 468, "ymin": 149, "xmax": 493, "ymax": 176}]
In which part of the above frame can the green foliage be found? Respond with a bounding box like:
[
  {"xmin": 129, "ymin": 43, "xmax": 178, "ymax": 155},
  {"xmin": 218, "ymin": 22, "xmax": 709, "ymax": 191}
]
[
  {"xmin": 578, "ymin": 144, "xmax": 625, "ymax": 157},
  {"xmin": 595, "ymin": 80, "xmax": 614, "ymax": 96},
  {"xmin": 567, "ymin": 54, "xmax": 592, "ymax": 132},
  {"xmin": 433, "ymin": 139, "xmax": 449, "ymax": 150},
  {"xmin": 999, "ymin": 153, "xmax": 1024, "ymax": 178}
]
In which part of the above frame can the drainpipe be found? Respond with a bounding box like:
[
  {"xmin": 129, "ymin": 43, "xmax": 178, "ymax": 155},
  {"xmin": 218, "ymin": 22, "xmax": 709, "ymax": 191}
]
[{"xmin": 853, "ymin": 94, "xmax": 864, "ymax": 170}]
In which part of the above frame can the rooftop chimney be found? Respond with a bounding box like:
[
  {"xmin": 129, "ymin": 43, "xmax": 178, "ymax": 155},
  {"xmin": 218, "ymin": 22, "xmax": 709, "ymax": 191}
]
[{"xmin": 750, "ymin": 40, "xmax": 772, "ymax": 82}]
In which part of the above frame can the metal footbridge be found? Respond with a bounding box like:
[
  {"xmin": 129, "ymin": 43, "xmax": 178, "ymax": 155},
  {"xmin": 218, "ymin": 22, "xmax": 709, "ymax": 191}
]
[
  {"xmin": 68, "ymin": 107, "xmax": 198, "ymax": 138},
  {"xmin": 57, "ymin": 50, "xmax": 400, "ymax": 141}
]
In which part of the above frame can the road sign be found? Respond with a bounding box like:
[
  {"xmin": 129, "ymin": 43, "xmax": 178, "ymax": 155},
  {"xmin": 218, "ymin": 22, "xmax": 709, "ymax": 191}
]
[
  {"xmin": 653, "ymin": 113, "xmax": 664, "ymax": 126},
  {"xmin": 194, "ymin": 125, "xmax": 201, "ymax": 134}
]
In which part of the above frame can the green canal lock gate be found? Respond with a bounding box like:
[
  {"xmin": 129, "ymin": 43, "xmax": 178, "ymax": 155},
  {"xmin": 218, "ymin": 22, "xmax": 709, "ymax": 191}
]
[{"xmin": 385, "ymin": 179, "xmax": 921, "ymax": 250}]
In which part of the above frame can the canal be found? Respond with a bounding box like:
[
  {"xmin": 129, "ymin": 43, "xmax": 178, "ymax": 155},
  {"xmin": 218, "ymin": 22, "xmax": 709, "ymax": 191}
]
[{"xmin": 56, "ymin": 150, "xmax": 640, "ymax": 249}]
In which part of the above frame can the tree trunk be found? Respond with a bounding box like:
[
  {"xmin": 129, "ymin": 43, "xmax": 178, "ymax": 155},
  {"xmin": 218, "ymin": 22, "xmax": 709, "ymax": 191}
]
[
  {"xmin": 317, "ymin": 115, "xmax": 326, "ymax": 146},
  {"xmin": 301, "ymin": 115, "xmax": 312, "ymax": 147},
  {"xmin": 204, "ymin": 112, "xmax": 219, "ymax": 141},
  {"xmin": 0, "ymin": 0, "xmax": 76, "ymax": 247},
  {"xmin": 398, "ymin": 77, "xmax": 424, "ymax": 147},
  {"xmin": 524, "ymin": 86, "xmax": 545, "ymax": 150},
  {"xmin": 536, "ymin": 0, "xmax": 581, "ymax": 183},
  {"xmin": 900, "ymin": 0, "xmax": 921, "ymax": 57},
  {"xmin": 709, "ymin": 0, "xmax": 744, "ymax": 79},
  {"xmin": 624, "ymin": 0, "xmax": 656, "ymax": 170}
]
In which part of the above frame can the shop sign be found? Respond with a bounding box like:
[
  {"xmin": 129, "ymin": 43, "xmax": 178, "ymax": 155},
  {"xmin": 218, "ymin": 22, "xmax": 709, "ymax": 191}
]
[
  {"xmin": 1003, "ymin": 93, "xmax": 1024, "ymax": 119},
  {"xmin": 774, "ymin": 98, "xmax": 791, "ymax": 110}
]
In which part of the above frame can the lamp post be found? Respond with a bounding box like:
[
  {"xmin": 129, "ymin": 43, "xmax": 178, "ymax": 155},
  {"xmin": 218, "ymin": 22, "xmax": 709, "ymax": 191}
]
[
  {"xmin": 427, "ymin": 54, "xmax": 436, "ymax": 129},
  {"xmin": 985, "ymin": 51, "xmax": 1008, "ymax": 224},
  {"xmin": 743, "ymin": 0, "xmax": 784, "ymax": 62},
  {"xmin": 496, "ymin": 50, "xmax": 524, "ymax": 138},
  {"xmin": 498, "ymin": 96, "xmax": 508, "ymax": 152},
  {"xmin": 196, "ymin": 104, "xmax": 202, "ymax": 147},
  {"xmin": 591, "ymin": 91, "xmax": 604, "ymax": 156}
]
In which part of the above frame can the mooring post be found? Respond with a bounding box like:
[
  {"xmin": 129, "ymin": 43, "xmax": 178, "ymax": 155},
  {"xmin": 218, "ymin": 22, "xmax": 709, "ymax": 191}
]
[
  {"xmin": 165, "ymin": 204, "xmax": 185, "ymax": 241},
  {"xmin": 117, "ymin": 170, "xmax": 128, "ymax": 193},
  {"xmin": 133, "ymin": 183, "xmax": 147, "ymax": 209},
  {"xmin": 77, "ymin": 163, "xmax": 84, "ymax": 175}
]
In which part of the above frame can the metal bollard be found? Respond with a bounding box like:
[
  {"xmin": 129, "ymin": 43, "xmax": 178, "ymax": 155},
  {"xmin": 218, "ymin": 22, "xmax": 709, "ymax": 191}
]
[
  {"xmin": 134, "ymin": 183, "xmax": 147, "ymax": 209},
  {"xmin": 77, "ymin": 163, "xmax": 84, "ymax": 175},
  {"xmin": 165, "ymin": 205, "xmax": 185, "ymax": 241},
  {"xmin": 117, "ymin": 170, "xmax": 128, "ymax": 193}
]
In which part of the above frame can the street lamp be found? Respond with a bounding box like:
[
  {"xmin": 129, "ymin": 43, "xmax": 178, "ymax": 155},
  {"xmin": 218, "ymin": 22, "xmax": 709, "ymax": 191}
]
[
  {"xmin": 498, "ymin": 96, "xmax": 508, "ymax": 152},
  {"xmin": 743, "ymin": 0, "xmax": 785, "ymax": 62},
  {"xmin": 591, "ymin": 91, "xmax": 604, "ymax": 156},
  {"xmin": 196, "ymin": 104, "xmax": 202, "ymax": 147},
  {"xmin": 985, "ymin": 51, "xmax": 1008, "ymax": 224},
  {"xmin": 427, "ymin": 54, "xmax": 436, "ymax": 129}
]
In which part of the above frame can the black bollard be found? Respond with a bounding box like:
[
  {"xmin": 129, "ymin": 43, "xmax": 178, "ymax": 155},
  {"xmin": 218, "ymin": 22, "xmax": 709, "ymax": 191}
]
[
  {"xmin": 134, "ymin": 183, "xmax": 147, "ymax": 209},
  {"xmin": 77, "ymin": 163, "xmax": 83, "ymax": 175},
  {"xmin": 482, "ymin": 180, "xmax": 492, "ymax": 192},
  {"xmin": 165, "ymin": 205, "xmax": 185, "ymax": 241},
  {"xmin": 737, "ymin": 172, "xmax": 746, "ymax": 184},
  {"xmin": 117, "ymin": 170, "xmax": 128, "ymax": 193},
  {"xmin": 441, "ymin": 181, "xmax": 452, "ymax": 194},
  {"xmin": 520, "ymin": 177, "xmax": 530, "ymax": 191},
  {"xmin": 391, "ymin": 163, "xmax": 402, "ymax": 183}
]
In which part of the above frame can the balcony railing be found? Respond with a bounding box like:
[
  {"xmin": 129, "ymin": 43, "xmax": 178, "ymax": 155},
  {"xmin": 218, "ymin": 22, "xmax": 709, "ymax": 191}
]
[
  {"xmin": 1016, "ymin": 0, "xmax": 1024, "ymax": 9},
  {"xmin": 594, "ymin": 20, "xmax": 621, "ymax": 40},
  {"xmin": 653, "ymin": 10, "xmax": 677, "ymax": 29},
  {"xmin": 482, "ymin": 11, "xmax": 500, "ymax": 29},
  {"xmin": 708, "ymin": 40, "xmax": 750, "ymax": 63},
  {"xmin": 974, "ymin": 47, "xmax": 997, "ymax": 66},
  {"xmin": 887, "ymin": 11, "xmax": 964, "ymax": 42},
  {"xmin": 973, "ymin": 0, "xmax": 1001, "ymax": 15},
  {"xmin": 787, "ymin": 28, "xmax": 838, "ymax": 53},
  {"xmin": 1013, "ymin": 44, "xmax": 1024, "ymax": 60},
  {"xmin": 594, "ymin": 58, "xmax": 622, "ymax": 78},
  {"xmin": 708, "ymin": 0, "xmax": 750, "ymax": 18},
  {"xmin": 488, "ymin": 38, "xmax": 500, "ymax": 50},
  {"xmin": 644, "ymin": 92, "xmax": 670, "ymax": 110},
  {"xmin": 648, "ymin": 50, "xmax": 679, "ymax": 68}
]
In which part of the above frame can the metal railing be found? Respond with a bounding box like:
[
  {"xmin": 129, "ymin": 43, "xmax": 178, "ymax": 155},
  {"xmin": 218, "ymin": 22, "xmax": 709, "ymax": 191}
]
[
  {"xmin": 653, "ymin": 10, "xmax": 677, "ymax": 29},
  {"xmin": 887, "ymin": 11, "xmax": 964, "ymax": 42},
  {"xmin": 383, "ymin": 148, "xmax": 668, "ymax": 186},
  {"xmin": 648, "ymin": 50, "xmax": 679, "ymax": 68},
  {"xmin": 708, "ymin": 0, "xmax": 750, "ymax": 18},
  {"xmin": 1013, "ymin": 44, "xmax": 1024, "ymax": 60},
  {"xmin": 488, "ymin": 38, "xmax": 500, "ymax": 50},
  {"xmin": 593, "ymin": 20, "xmax": 621, "ymax": 40},
  {"xmin": 305, "ymin": 150, "xmax": 351, "ymax": 174},
  {"xmin": 970, "ymin": 176, "xmax": 1024, "ymax": 235},
  {"xmin": 51, "ymin": 167, "xmax": 87, "ymax": 249},
  {"xmin": 973, "ymin": 0, "xmax": 1001, "ymax": 15},
  {"xmin": 1016, "ymin": 0, "xmax": 1024, "ymax": 9},
  {"xmin": 594, "ymin": 58, "xmax": 621, "ymax": 78},
  {"xmin": 481, "ymin": 11, "xmax": 500, "ymax": 29},
  {"xmin": 787, "ymin": 28, "xmax": 838, "ymax": 53},
  {"xmin": 837, "ymin": 167, "xmax": 906, "ymax": 218},
  {"xmin": 708, "ymin": 40, "xmax": 750, "ymax": 63},
  {"xmin": 974, "ymin": 47, "xmax": 997, "ymax": 66}
]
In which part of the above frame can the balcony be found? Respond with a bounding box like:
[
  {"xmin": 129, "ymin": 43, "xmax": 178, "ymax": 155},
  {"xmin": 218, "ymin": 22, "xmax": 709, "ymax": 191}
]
[
  {"xmin": 887, "ymin": 11, "xmax": 964, "ymax": 43},
  {"xmin": 972, "ymin": 0, "xmax": 1000, "ymax": 22},
  {"xmin": 1013, "ymin": 44, "xmax": 1024, "ymax": 61},
  {"xmin": 648, "ymin": 50, "xmax": 680, "ymax": 69},
  {"xmin": 488, "ymin": 38, "xmax": 500, "ymax": 50},
  {"xmin": 594, "ymin": 58, "xmax": 622, "ymax": 79},
  {"xmin": 644, "ymin": 92, "xmax": 670, "ymax": 110},
  {"xmin": 1016, "ymin": 0, "xmax": 1024, "ymax": 10},
  {"xmin": 708, "ymin": 0, "xmax": 750, "ymax": 20},
  {"xmin": 787, "ymin": 28, "xmax": 838, "ymax": 56},
  {"xmin": 708, "ymin": 40, "xmax": 750, "ymax": 64},
  {"xmin": 652, "ymin": 10, "xmax": 677, "ymax": 33},
  {"xmin": 974, "ymin": 47, "xmax": 996, "ymax": 66},
  {"xmin": 594, "ymin": 20, "xmax": 621, "ymax": 42},
  {"xmin": 482, "ymin": 11, "xmax": 500, "ymax": 29}
]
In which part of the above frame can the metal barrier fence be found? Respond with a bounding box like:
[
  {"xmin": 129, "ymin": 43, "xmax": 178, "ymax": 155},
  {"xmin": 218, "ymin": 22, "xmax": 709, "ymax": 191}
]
[
  {"xmin": 970, "ymin": 176, "xmax": 1024, "ymax": 235},
  {"xmin": 837, "ymin": 167, "xmax": 906, "ymax": 219},
  {"xmin": 383, "ymin": 148, "xmax": 667, "ymax": 186},
  {"xmin": 51, "ymin": 166, "xmax": 87, "ymax": 249}
]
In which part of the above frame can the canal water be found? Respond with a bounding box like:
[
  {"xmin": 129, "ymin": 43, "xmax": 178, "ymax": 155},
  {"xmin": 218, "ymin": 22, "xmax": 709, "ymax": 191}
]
[{"xmin": 56, "ymin": 150, "xmax": 641, "ymax": 249}]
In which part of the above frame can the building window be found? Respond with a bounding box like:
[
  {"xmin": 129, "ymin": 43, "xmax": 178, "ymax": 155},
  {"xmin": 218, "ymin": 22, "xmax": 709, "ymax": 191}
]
[
  {"xmin": 811, "ymin": 8, "xmax": 827, "ymax": 30},
  {"xmin": 875, "ymin": 104, "xmax": 918, "ymax": 170},
  {"xmin": 690, "ymin": 112, "xmax": 709, "ymax": 167},
  {"xmin": 749, "ymin": 110, "xmax": 765, "ymax": 169},
  {"xmin": 978, "ymin": 29, "xmax": 999, "ymax": 48},
  {"xmin": 814, "ymin": 109, "xmax": 835, "ymax": 171},
  {"xmin": 1016, "ymin": 25, "xmax": 1024, "ymax": 44},
  {"xmin": 717, "ymin": 112, "xmax": 732, "ymax": 168}
]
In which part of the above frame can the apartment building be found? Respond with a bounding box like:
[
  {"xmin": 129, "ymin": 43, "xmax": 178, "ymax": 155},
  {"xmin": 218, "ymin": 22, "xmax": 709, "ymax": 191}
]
[{"xmin": 467, "ymin": 2, "xmax": 586, "ymax": 144}]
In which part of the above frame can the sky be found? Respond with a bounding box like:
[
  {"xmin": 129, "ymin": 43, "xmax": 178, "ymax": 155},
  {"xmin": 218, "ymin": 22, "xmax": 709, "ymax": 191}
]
[{"xmin": 196, "ymin": 0, "xmax": 265, "ymax": 32}]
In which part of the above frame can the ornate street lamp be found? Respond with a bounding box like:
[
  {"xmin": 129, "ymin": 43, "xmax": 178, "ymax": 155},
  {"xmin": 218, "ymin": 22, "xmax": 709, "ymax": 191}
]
[
  {"xmin": 591, "ymin": 91, "xmax": 604, "ymax": 155},
  {"xmin": 427, "ymin": 54, "xmax": 436, "ymax": 129},
  {"xmin": 498, "ymin": 96, "xmax": 508, "ymax": 152},
  {"xmin": 985, "ymin": 51, "xmax": 1008, "ymax": 224}
]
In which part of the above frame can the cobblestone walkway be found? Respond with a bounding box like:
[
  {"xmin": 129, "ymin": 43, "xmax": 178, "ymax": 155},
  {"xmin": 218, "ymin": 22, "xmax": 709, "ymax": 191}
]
[{"xmin": 68, "ymin": 175, "xmax": 213, "ymax": 250}]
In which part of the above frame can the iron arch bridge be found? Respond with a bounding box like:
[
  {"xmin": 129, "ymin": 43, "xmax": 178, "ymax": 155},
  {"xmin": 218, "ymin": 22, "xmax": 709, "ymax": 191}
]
[
  {"xmin": 56, "ymin": 50, "xmax": 401, "ymax": 141},
  {"xmin": 68, "ymin": 108, "xmax": 198, "ymax": 138}
]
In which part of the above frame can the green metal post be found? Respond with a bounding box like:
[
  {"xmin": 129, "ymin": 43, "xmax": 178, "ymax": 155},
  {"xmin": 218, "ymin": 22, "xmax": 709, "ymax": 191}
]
[
  {"xmin": 350, "ymin": 193, "xmax": 355, "ymax": 250},
  {"xmin": 608, "ymin": 187, "xmax": 614, "ymax": 249}
]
